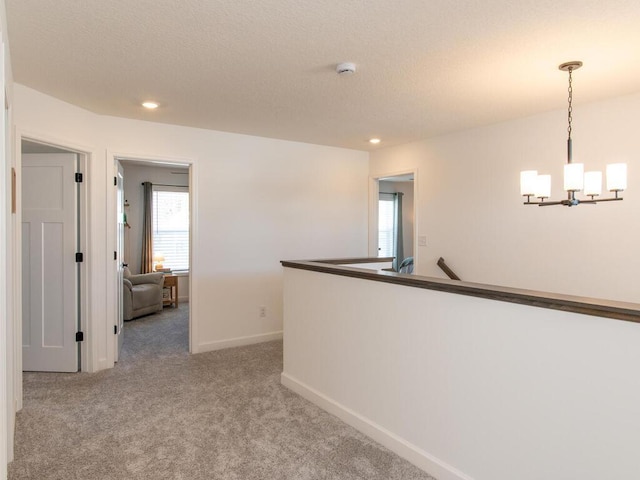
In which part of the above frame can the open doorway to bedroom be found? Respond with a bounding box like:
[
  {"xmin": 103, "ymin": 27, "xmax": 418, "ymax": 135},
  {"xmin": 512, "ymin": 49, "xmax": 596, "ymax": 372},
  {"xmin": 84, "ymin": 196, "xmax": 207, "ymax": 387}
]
[
  {"xmin": 116, "ymin": 159, "xmax": 191, "ymax": 361},
  {"xmin": 372, "ymin": 172, "xmax": 416, "ymax": 274}
]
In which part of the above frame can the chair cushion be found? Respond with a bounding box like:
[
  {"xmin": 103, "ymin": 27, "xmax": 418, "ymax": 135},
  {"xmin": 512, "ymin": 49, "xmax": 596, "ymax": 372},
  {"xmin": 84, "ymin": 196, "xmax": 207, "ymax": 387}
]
[{"xmin": 131, "ymin": 284, "xmax": 162, "ymax": 310}]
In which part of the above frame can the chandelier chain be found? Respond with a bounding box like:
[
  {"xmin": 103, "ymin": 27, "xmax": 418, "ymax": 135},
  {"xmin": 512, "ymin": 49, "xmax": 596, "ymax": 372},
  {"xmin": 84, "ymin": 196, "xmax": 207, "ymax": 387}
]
[{"xmin": 567, "ymin": 67, "xmax": 573, "ymax": 139}]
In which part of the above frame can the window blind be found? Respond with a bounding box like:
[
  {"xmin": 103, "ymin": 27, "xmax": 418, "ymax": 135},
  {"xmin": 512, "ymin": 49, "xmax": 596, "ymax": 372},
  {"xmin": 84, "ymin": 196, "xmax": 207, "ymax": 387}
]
[{"xmin": 152, "ymin": 186, "xmax": 189, "ymax": 271}]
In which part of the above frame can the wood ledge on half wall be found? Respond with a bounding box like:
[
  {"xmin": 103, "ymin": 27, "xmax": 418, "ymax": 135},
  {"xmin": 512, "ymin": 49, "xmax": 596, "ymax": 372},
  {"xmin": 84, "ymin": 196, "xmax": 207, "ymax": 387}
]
[{"xmin": 280, "ymin": 257, "xmax": 640, "ymax": 325}]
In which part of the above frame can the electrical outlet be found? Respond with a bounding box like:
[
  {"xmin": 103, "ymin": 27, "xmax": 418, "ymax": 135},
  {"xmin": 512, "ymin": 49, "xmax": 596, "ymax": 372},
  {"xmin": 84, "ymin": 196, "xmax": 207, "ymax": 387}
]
[
  {"xmin": 259, "ymin": 306, "xmax": 267, "ymax": 318},
  {"xmin": 418, "ymin": 235, "xmax": 427, "ymax": 246}
]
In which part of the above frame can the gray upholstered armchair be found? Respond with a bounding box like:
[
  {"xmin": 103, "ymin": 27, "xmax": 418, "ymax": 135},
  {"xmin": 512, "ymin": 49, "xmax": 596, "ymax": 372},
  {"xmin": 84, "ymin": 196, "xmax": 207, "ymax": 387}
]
[{"xmin": 123, "ymin": 267, "xmax": 164, "ymax": 321}]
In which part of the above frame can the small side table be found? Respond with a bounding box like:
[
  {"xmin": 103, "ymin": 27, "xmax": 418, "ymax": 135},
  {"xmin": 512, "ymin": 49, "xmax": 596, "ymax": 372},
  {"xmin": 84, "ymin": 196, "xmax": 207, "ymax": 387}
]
[{"xmin": 163, "ymin": 274, "xmax": 178, "ymax": 308}]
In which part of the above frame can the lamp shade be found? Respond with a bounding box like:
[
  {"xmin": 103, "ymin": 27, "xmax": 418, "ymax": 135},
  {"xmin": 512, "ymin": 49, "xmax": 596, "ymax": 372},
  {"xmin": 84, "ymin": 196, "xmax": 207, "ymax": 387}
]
[
  {"xmin": 520, "ymin": 170, "xmax": 538, "ymax": 196},
  {"xmin": 583, "ymin": 171, "xmax": 602, "ymax": 197},
  {"xmin": 564, "ymin": 163, "xmax": 584, "ymax": 191},
  {"xmin": 606, "ymin": 163, "xmax": 627, "ymax": 192},
  {"xmin": 535, "ymin": 174, "xmax": 551, "ymax": 199}
]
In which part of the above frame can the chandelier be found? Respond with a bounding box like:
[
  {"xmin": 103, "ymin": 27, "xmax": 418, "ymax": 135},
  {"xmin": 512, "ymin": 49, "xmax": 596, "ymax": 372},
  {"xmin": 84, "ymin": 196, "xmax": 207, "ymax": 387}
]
[{"xmin": 520, "ymin": 61, "xmax": 627, "ymax": 206}]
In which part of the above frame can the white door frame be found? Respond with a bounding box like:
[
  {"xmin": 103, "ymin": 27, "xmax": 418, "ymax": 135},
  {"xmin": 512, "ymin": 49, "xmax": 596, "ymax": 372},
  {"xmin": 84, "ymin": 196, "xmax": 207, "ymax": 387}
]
[
  {"xmin": 13, "ymin": 129, "xmax": 93, "ymax": 396},
  {"xmin": 107, "ymin": 151, "xmax": 197, "ymax": 355},
  {"xmin": 368, "ymin": 168, "xmax": 419, "ymax": 265},
  {"xmin": 115, "ymin": 160, "xmax": 125, "ymax": 361}
]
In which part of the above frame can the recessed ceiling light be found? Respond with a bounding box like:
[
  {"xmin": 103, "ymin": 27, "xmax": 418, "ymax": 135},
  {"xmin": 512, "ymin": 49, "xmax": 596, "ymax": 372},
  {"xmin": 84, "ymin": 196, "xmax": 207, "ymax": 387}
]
[
  {"xmin": 369, "ymin": 138, "xmax": 381, "ymax": 144},
  {"xmin": 142, "ymin": 101, "xmax": 159, "ymax": 109}
]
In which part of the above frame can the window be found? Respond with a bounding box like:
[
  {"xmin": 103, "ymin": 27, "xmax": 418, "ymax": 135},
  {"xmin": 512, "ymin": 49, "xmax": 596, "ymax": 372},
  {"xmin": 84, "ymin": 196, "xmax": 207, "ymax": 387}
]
[
  {"xmin": 152, "ymin": 186, "xmax": 189, "ymax": 271},
  {"xmin": 378, "ymin": 193, "xmax": 395, "ymax": 257}
]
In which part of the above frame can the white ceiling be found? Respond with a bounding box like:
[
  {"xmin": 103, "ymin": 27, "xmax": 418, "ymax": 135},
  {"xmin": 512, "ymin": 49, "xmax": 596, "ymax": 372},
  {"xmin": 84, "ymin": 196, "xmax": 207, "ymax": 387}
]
[{"xmin": 6, "ymin": 0, "xmax": 640, "ymax": 151}]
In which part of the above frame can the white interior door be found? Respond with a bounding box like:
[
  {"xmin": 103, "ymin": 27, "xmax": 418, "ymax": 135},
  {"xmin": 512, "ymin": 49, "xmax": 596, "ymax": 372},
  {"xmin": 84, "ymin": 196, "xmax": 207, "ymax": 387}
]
[
  {"xmin": 22, "ymin": 153, "xmax": 78, "ymax": 372},
  {"xmin": 115, "ymin": 161, "xmax": 125, "ymax": 361}
]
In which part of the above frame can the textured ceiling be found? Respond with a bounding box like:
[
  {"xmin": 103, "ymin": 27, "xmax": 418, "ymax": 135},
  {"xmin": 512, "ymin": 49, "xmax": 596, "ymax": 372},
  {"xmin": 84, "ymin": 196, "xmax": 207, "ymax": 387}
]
[{"xmin": 6, "ymin": 0, "xmax": 640, "ymax": 151}]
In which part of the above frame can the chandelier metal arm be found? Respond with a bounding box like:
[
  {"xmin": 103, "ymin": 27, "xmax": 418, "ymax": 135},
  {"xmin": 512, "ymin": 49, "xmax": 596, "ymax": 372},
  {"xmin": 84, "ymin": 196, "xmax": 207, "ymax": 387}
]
[
  {"xmin": 524, "ymin": 196, "xmax": 623, "ymax": 207},
  {"xmin": 579, "ymin": 196, "xmax": 623, "ymax": 204}
]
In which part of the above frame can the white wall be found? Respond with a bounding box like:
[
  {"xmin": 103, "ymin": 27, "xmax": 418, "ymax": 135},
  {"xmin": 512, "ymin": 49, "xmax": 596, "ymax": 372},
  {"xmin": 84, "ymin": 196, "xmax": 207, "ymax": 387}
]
[
  {"xmin": 13, "ymin": 84, "xmax": 369, "ymax": 366},
  {"xmin": 371, "ymin": 93, "xmax": 640, "ymax": 303},
  {"xmin": 378, "ymin": 180, "xmax": 414, "ymax": 259},
  {"xmin": 282, "ymin": 267, "xmax": 640, "ymax": 480}
]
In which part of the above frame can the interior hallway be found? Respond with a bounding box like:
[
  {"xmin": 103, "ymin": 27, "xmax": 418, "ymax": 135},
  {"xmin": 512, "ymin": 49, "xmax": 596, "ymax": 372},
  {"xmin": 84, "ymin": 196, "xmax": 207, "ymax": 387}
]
[{"xmin": 8, "ymin": 305, "xmax": 435, "ymax": 479}]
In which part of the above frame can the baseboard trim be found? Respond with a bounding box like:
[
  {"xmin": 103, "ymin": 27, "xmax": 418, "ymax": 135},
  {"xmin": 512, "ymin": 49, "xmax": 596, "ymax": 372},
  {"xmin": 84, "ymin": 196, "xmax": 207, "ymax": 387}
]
[
  {"xmin": 280, "ymin": 372, "xmax": 473, "ymax": 480},
  {"xmin": 197, "ymin": 331, "xmax": 283, "ymax": 353}
]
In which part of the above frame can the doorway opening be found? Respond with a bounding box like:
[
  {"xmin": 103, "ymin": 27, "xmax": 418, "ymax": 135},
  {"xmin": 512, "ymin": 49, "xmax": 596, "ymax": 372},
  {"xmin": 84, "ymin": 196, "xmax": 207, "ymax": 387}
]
[
  {"xmin": 20, "ymin": 138, "xmax": 88, "ymax": 373},
  {"xmin": 114, "ymin": 157, "xmax": 193, "ymax": 360},
  {"xmin": 371, "ymin": 171, "xmax": 416, "ymax": 273}
]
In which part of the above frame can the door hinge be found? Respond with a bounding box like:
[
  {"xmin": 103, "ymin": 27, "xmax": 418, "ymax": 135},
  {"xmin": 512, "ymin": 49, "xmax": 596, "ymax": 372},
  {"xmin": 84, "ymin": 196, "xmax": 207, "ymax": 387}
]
[
  {"xmin": 75, "ymin": 172, "xmax": 83, "ymax": 183},
  {"xmin": 114, "ymin": 176, "xmax": 117, "ymax": 186},
  {"xmin": 76, "ymin": 331, "xmax": 84, "ymax": 342},
  {"xmin": 75, "ymin": 252, "xmax": 84, "ymax": 263},
  {"xmin": 114, "ymin": 325, "xmax": 118, "ymax": 335},
  {"xmin": 114, "ymin": 251, "xmax": 117, "ymax": 260}
]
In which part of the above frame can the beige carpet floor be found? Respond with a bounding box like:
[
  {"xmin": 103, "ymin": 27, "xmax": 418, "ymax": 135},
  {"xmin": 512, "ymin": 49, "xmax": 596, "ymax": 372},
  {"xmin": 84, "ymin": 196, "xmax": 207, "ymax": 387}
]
[{"xmin": 9, "ymin": 304, "xmax": 436, "ymax": 480}]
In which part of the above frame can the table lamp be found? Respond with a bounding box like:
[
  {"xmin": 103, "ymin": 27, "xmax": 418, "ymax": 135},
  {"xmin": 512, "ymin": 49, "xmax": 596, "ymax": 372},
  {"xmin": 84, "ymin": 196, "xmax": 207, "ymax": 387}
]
[{"xmin": 153, "ymin": 253, "xmax": 165, "ymax": 271}]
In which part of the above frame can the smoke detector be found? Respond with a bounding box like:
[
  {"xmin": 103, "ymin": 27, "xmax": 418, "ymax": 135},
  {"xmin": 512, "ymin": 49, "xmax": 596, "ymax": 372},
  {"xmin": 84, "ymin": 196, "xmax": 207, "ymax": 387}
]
[{"xmin": 336, "ymin": 62, "xmax": 356, "ymax": 75}]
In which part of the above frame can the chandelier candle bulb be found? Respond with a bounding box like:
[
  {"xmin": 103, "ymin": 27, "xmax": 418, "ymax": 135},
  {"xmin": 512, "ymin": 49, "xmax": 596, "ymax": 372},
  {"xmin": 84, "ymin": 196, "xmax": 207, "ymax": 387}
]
[
  {"xmin": 564, "ymin": 163, "xmax": 584, "ymax": 192},
  {"xmin": 520, "ymin": 170, "xmax": 538, "ymax": 196},
  {"xmin": 606, "ymin": 163, "xmax": 627, "ymax": 192},
  {"xmin": 583, "ymin": 171, "xmax": 602, "ymax": 197},
  {"xmin": 535, "ymin": 175, "xmax": 551, "ymax": 199}
]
